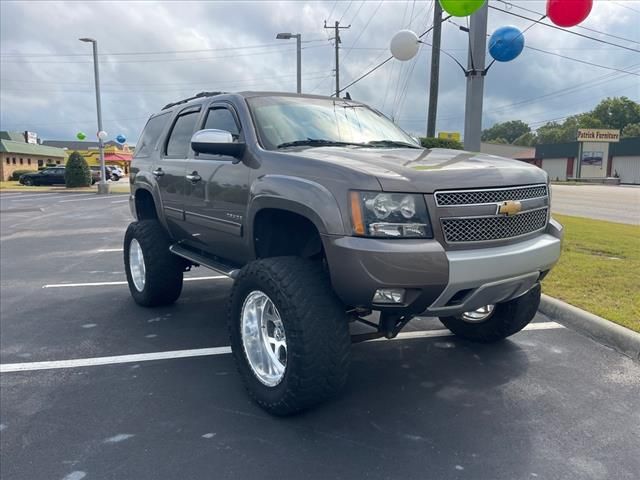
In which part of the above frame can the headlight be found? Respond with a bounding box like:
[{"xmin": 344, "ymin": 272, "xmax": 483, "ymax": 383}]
[{"xmin": 350, "ymin": 192, "xmax": 433, "ymax": 238}]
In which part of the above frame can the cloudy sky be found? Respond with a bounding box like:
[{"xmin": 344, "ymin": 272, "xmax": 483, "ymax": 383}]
[{"xmin": 1, "ymin": 0, "xmax": 638, "ymax": 144}]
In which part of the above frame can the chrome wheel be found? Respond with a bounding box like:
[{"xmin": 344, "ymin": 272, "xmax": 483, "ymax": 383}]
[
  {"xmin": 241, "ymin": 290, "xmax": 287, "ymax": 387},
  {"xmin": 461, "ymin": 304, "xmax": 495, "ymax": 323},
  {"xmin": 128, "ymin": 238, "xmax": 146, "ymax": 292}
]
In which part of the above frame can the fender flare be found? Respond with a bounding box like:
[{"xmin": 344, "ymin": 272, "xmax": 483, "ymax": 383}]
[{"xmin": 246, "ymin": 175, "xmax": 346, "ymax": 247}]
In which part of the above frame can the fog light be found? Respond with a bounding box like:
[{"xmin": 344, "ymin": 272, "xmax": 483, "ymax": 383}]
[{"xmin": 373, "ymin": 288, "xmax": 405, "ymax": 304}]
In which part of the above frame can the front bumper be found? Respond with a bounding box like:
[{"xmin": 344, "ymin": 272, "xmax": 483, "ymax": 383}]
[{"xmin": 322, "ymin": 219, "xmax": 562, "ymax": 316}]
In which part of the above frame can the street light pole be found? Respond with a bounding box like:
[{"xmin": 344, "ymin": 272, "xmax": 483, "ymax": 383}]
[
  {"xmin": 79, "ymin": 37, "xmax": 108, "ymax": 194},
  {"xmin": 276, "ymin": 32, "xmax": 302, "ymax": 93}
]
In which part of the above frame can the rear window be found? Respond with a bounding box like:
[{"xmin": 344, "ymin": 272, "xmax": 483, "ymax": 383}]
[{"xmin": 135, "ymin": 112, "xmax": 170, "ymax": 158}]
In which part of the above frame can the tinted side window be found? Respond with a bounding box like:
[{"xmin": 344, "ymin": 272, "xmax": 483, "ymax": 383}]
[
  {"xmin": 204, "ymin": 108, "xmax": 240, "ymax": 139},
  {"xmin": 166, "ymin": 111, "xmax": 199, "ymax": 157},
  {"xmin": 135, "ymin": 113, "xmax": 170, "ymax": 158}
]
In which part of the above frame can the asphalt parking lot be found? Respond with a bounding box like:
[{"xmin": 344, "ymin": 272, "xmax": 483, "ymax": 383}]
[{"xmin": 1, "ymin": 191, "xmax": 639, "ymax": 480}]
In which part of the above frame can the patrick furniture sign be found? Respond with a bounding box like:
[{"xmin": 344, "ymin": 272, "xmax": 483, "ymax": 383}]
[{"xmin": 577, "ymin": 129, "xmax": 620, "ymax": 143}]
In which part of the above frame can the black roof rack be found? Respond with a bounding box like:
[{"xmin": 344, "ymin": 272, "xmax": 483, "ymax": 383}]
[{"xmin": 162, "ymin": 91, "xmax": 225, "ymax": 110}]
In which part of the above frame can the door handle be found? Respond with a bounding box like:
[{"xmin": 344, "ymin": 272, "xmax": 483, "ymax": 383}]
[
  {"xmin": 186, "ymin": 172, "xmax": 202, "ymax": 183},
  {"xmin": 152, "ymin": 168, "xmax": 165, "ymax": 177}
]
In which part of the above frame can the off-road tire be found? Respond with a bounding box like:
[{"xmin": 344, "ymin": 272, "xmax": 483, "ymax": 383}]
[
  {"xmin": 123, "ymin": 220, "xmax": 183, "ymax": 307},
  {"xmin": 439, "ymin": 283, "xmax": 541, "ymax": 343},
  {"xmin": 228, "ymin": 257, "xmax": 351, "ymax": 416}
]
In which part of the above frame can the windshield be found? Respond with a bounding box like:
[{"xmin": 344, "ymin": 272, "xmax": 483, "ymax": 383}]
[{"xmin": 247, "ymin": 96, "xmax": 418, "ymax": 150}]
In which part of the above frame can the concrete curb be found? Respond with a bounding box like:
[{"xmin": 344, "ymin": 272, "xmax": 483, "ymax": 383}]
[{"xmin": 539, "ymin": 294, "xmax": 640, "ymax": 362}]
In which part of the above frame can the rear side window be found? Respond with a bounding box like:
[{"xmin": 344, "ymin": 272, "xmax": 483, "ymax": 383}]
[
  {"xmin": 166, "ymin": 111, "xmax": 200, "ymax": 157},
  {"xmin": 135, "ymin": 113, "xmax": 170, "ymax": 158}
]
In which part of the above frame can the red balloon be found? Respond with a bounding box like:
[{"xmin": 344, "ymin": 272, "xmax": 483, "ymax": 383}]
[{"xmin": 547, "ymin": 0, "xmax": 593, "ymax": 27}]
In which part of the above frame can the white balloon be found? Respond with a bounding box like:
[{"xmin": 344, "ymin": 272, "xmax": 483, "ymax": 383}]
[
  {"xmin": 97, "ymin": 130, "xmax": 108, "ymax": 140},
  {"xmin": 390, "ymin": 30, "xmax": 419, "ymax": 61}
]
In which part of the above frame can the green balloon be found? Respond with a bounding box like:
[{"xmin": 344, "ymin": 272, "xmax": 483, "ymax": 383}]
[
  {"xmin": 439, "ymin": 0, "xmax": 486, "ymax": 17},
  {"xmin": 76, "ymin": 132, "xmax": 86, "ymax": 140}
]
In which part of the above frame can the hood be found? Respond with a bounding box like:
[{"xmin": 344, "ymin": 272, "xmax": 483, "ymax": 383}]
[{"xmin": 286, "ymin": 147, "xmax": 547, "ymax": 193}]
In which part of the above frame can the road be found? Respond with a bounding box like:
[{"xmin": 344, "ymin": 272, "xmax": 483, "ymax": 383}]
[
  {"xmin": 1, "ymin": 191, "xmax": 639, "ymax": 480},
  {"xmin": 551, "ymin": 184, "xmax": 640, "ymax": 225}
]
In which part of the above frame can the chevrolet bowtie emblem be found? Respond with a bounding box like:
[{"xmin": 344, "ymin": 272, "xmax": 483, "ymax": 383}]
[{"xmin": 498, "ymin": 200, "xmax": 522, "ymax": 216}]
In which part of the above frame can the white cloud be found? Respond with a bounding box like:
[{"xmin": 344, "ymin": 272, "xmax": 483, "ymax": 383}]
[{"xmin": 1, "ymin": 0, "xmax": 638, "ymax": 142}]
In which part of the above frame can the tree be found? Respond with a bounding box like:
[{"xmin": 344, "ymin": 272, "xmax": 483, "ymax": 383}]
[
  {"xmin": 590, "ymin": 97, "xmax": 640, "ymax": 131},
  {"xmin": 65, "ymin": 151, "xmax": 91, "ymax": 188},
  {"xmin": 513, "ymin": 132, "xmax": 537, "ymax": 146},
  {"xmin": 622, "ymin": 123, "xmax": 640, "ymax": 138},
  {"xmin": 481, "ymin": 120, "xmax": 530, "ymax": 144},
  {"xmin": 419, "ymin": 137, "xmax": 464, "ymax": 150}
]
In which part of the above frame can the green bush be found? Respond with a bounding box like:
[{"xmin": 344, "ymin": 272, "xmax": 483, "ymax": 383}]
[
  {"xmin": 64, "ymin": 151, "xmax": 91, "ymax": 187},
  {"xmin": 419, "ymin": 137, "xmax": 464, "ymax": 150},
  {"xmin": 10, "ymin": 169, "xmax": 35, "ymax": 181}
]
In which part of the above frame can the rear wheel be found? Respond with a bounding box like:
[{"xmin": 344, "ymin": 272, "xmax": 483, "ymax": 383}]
[
  {"xmin": 439, "ymin": 284, "xmax": 541, "ymax": 343},
  {"xmin": 124, "ymin": 220, "xmax": 183, "ymax": 307},
  {"xmin": 228, "ymin": 257, "xmax": 351, "ymax": 416}
]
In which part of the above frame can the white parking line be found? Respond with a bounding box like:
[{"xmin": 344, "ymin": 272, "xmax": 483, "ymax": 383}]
[
  {"xmin": 111, "ymin": 199, "xmax": 129, "ymax": 204},
  {"xmin": 96, "ymin": 248, "xmax": 124, "ymax": 252},
  {"xmin": 1, "ymin": 193, "xmax": 65, "ymax": 201},
  {"xmin": 58, "ymin": 195, "xmax": 126, "ymax": 203},
  {"xmin": 42, "ymin": 275, "xmax": 226, "ymax": 288},
  {"xmin": 0, "ymin": 322, "xmax": 564, "ymax": 373}
]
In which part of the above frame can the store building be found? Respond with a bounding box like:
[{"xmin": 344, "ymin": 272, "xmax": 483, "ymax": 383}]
[
  {"xmin": 0, "ymin": 131, "xmax": 66, "ymax": 181},
  {"xmin": 535, "ymin": 135, "xmax": 640, "ymax": 184}
]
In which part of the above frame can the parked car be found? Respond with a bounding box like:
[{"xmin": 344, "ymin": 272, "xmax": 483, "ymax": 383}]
[
  {"xmin": 124, "ymin": 91, "xmax": 563, "ymax": 416},
  {"xmin": 110, "ymin": 166, "xmax": 125, "ymax": 181},
  {"xmin": 89, "ymin": 166, "xmax": 112, "ymax": 182},
  {"xmin": 19, "ymin": 167, "xmax": 66, "ymax": 186}
]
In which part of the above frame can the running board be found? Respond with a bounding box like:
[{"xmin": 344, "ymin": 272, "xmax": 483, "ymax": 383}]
[{"xmin": 169, "ymin": 244, "xmax": 240, "ymax": 279}]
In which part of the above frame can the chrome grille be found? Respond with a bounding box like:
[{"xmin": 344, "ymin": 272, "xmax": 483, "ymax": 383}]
[
  {"xmin": 435, "ymin": 185, "xmax": 548, "ymax": 206},
  {"xmin": 441, "ymin": 208, "xmax": 548, "ymax": 243}
]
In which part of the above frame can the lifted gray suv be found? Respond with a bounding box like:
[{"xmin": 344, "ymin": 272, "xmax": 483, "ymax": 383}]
[{"xmin": 125, "ymin": 91, "xmax": 562, "ymax": 415}]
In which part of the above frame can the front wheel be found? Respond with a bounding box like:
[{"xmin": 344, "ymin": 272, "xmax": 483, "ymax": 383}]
[
  {"xmin": 123, "ymin": 220, "xmax": 184, "ymax": 307},
  {"xmin": 228, "ymin": 257, "xmax": 351, "ymax": 416},
  {"xmin": 439, "ymin": 284, "xmax": 541, "ymax": 343},
  {"xmin": 23, "ymin": 178, "xmax": 34, "ymax": 186}
]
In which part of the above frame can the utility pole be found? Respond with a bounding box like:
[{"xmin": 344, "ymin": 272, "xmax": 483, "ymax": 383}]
[
  {"xmin": 426, "ymin": 1, "xmax": 443, "ymax": 138},
  {"xmin": 463, "ymin": 2, "xmax": 488, "ymax": 152},
  {"xmin": 324, "ymin": 20, "xmax": 350, "ymax": 97}
]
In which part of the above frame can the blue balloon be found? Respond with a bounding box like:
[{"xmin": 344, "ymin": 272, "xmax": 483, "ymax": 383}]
[
  {"xmin": 489, "ymin": 25, "xmax": 525, "ymax": 62},
  {"xmin": 116, "ymin": 134, "xmax": 126, "ymax": 144}
]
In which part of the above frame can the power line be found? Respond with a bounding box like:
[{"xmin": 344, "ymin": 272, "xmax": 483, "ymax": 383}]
[
  {"xmin": 0, "ymin": 41, "xmax": 313, "ymax": 58},
  {"xmin": 0, "ymin": 70, "xmax": 329, "ymax": 88},
  {"xmin": 435, "ymin": 67, "xmax": 640, "ymax": 122},
  {"xmin": 524, "ymin": 45, "xmax": 640, "ymax": 76},
  {"xmin": 336, "ymin": 18, "xmax": 449, "ymax": 96},
  {"xmin": 488, "ymin": 5, "xmax": 640, "ymax": 53},
  {"xmin": 0, "ymin": 74, "xmax": 332, "ymax": 94},
  {"xmin": 339, "ymin": 1, "xmax": 354, "ymax": 23},
  {"xmin": 612, "ymin": 1, "xmax": 640, "ymax": 14},
  {"xmin": 446, "ymin": 19, "xmax": 640, "ymax": 77},
  {"xmin": 341, "ymin": 0, "xmax": 384, "ymax": 62},
  {"xmin": 493, "ymin": 0, "xmax": 640, "ymax": 45}
]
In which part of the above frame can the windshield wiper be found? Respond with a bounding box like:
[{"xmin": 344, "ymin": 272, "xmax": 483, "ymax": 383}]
[
  {"xmin": 365, "ymin": 140, "xmax": 422, "ymax": 149},
  {"xmin": 277, "ymin": 139, "xmax": 366, "ymax": 149}
]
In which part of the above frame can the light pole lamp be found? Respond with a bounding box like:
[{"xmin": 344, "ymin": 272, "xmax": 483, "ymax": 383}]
[
  {"xmin": 79, "ymin": 37, "xmax": 108, "ymax": 193},
  {"xmin": 276, "ymin": 32, "xmax": 301, "ymax": 94}
]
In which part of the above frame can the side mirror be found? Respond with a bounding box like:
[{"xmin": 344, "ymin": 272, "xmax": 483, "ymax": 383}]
[{"xmin": 191, "ymin": 129, "xmax": 245, "ymax": 158}]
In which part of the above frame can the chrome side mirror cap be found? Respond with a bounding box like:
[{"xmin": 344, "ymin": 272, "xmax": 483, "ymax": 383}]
[{"xmin": 191, "ymin": 129, "xmax": 245, "ymax": 158}]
